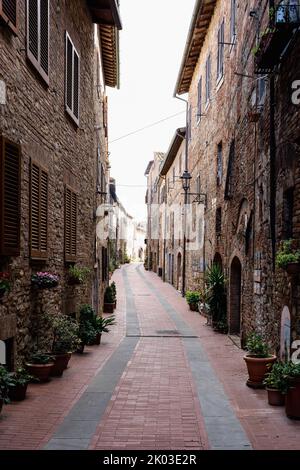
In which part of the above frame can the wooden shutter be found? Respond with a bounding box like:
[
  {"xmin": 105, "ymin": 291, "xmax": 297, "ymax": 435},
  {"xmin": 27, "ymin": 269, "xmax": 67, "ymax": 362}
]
[
  {"xmin": 65, "ymin": 186, "xmax": 77, "ymax": 262},
  {"xmin": 65, "ymin": 32, "xmax": 80, "ymax": 125},
  {"xmin": 0, "ymin": 0, "xmax": 18, "ymax": 35},
  {"xmin": 27, "ymin": 0, "xmax": 49, "ymax": 84},
  {"xmin": 0, "ymin": 136, "xmax": 21, "ymax": 256},
  {"xmin": 30, "ymin": 161, "xmax": 48, "ymax": 259}
]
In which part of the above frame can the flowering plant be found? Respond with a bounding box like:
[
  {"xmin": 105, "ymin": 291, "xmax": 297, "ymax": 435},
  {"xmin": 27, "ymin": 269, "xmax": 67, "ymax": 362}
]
[
  {"xmin": 31, "ymin": 272, "xmax": 59, "ymax": 289},
  {"xmin": 0, "ymin": 272, "xmax": 11, "ymax": 296}
]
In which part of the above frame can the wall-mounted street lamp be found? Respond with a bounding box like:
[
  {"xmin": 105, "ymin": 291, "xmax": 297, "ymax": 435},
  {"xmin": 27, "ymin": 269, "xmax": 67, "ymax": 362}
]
[{"xmin": 180, "ymin": 171, "xmax": 207, "ymax": 207}]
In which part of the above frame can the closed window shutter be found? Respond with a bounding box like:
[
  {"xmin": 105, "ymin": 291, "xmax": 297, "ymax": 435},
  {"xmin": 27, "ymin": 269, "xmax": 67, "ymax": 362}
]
[
  {"xmin": 30, "ymin": 161, "xmax": 48, "ymax": 259},
  {"xmin": 0, "ymin": 0, "xmax": 18, "ymax": 34},
  {"xmin": 0, "ymin": 136, "xmax": 21, "ymax": 256},
  {"xmin": 27, "ymin": 0, "xmax": 49, "ymax": 84},
  {"xmin": 65, "ymin": 32, "xmax": 80, "ymax": 125},
  {"xmin": 65, "ymin": 187, "xmax": 77, "ymax": 262}
]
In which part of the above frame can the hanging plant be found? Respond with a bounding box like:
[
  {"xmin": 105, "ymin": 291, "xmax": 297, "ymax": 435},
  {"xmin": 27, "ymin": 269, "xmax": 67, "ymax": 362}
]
[{"xmin": 31, "ymin": 272, "xmax": 59, "ymax": 289}]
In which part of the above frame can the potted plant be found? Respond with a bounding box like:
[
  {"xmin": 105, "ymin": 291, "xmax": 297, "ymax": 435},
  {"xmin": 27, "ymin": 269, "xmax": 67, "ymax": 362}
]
[
  {"xmin": 26, "ymin": 352, "xmax": 54, "ymax": 382},
  {"xmin": 8, "ymin": 367, "xmax": 34, "ymax": 401},
  {"xmin": 185, "ymin": 291, "xmax": 200, "ymax": 311},
  {"xmin": 283, "ymin": 361, "xmax": 300, "ymax": 420},
  {"xmin": 76, "ymin": 305, "xmax": 97, "ymax": 353},
  {"xmin": 93, "ymin": 315, "xmax": 116, "ymax": 345},
  {"xmin": 68, "ymin": 265, "xmax": 91, "ymax": 285},
  {"xmin": 31, "ymin": 272, "xmax": 59, "ymax": 289},
  {"xmin": 111, "ymin": 281, "xmax": 117, "ymax": 308},
  {"xmin": 263, "ymin": 362, "xmax": 287, "ymax": 406},
  {"xmin": 205, "ymin": 264, "xmax": 228, "ymax": 333},
  {"xmin": 48, "ymin": 314, "xmax": 81, "ymax": 377},
  {"xmin": 103, "ymin": 286, "xmax": 115, "ymax": 313},
  {"xmin": 0, "ymin": 272, "xmax": 11, "ymax": 299},
  {"xmin": 243, "ymin": 333, "xmax": 277, "ymax": 388},
  {"xmin": 0, "ymin": 366, "xmax": 13, "ymax": 414},
  {"xmin": 276, "ymin": 239, "xmax": 300, "ymax": 275}
]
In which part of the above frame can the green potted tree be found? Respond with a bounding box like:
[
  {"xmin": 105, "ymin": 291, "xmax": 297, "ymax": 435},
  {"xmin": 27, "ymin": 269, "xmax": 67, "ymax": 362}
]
[
  {"xmin": 93, "ymin": 315, "xmax": 116, "ymax": 345},
  {"xmin": 185, "ymin": 291, "xmax": 200, "ymax": 311},
  {"xmin": 205, "ymin": 264, "xmax": 228, "ymax": 333},
  {"xmin": 111, "ymin": 281, "xmax": 117, "ymax": 309},
  {"xmin": 104, "ymin": 286, "xmax": 115, "ymax": 313},
  {"xmin": 0, "ymin": 366, "xmax": 14, "ymax": 414},
  {"xmin": 263, "ymin": 362, "xmax": 287, "ymax": 406},
  {"xmin": 48, "ymin": 314, "xmax": 81, "ymax": 377},
  {"xmin": 76, "ymin": 305, "xmax": 97, "ymax": 353},
  {"xmin": 26, "ymin": 352, "xmax": 54, "ymax": 382},
  {"xmin": 276, "ymin": 239, "xmax": 300, "ymax": 275},
  {"xmin": 243, "ymin": 333, "xmax": 277, "ymax": 388},
  {"xmin": 8, "ymin": 367, "xmax": 34, "ymax": 401},
  {"xmin": 283, "ymin": 361, "xmax": 300, "ymax": 420},
  {"xmin": 68, "ymin": 265, "xmax": 91, "ymax": 285}
]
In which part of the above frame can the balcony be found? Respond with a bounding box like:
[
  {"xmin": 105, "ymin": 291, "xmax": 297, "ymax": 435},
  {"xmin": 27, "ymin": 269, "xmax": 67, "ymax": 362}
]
[{"xmin": 254, "ymin": 3, "xmax": 300, "ymax": 73}]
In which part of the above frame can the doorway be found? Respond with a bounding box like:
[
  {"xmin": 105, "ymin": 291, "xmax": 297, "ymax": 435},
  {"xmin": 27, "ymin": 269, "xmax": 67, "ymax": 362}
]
[{"xmin": 230, "ymin": 257, "xmax": 242, "ymax": 334}]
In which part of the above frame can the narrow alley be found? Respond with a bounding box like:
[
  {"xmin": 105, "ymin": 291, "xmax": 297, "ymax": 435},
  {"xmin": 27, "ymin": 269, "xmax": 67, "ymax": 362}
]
[{"xmin": 0, "ymin": 264, "xmax": 299, "ymax": 451}]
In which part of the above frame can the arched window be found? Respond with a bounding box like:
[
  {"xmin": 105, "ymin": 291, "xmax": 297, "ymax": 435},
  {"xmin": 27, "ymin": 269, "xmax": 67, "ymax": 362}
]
[{"xmin": 0, "ymin": 340, "xmax": 6, "ymax": 365}]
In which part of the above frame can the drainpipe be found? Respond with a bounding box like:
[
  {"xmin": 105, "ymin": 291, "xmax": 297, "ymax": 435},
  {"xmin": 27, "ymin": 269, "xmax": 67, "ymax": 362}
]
[
  {"xmin": 174, "ymin": 94, "xmax": 189, "ymax": 297},
  {"xmin": 269, "ymin": 0, "xmax": 276, "ymax": 271}
]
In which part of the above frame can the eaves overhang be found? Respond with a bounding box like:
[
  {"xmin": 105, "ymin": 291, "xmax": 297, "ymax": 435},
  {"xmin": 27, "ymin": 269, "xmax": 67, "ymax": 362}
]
[
  {"xmin": 88, "ymin": 0, "xmax": 122, "ymax": 30},
  {"xmin": 160, "ymin": 128, "xmax": 186, "ymax": 176}
]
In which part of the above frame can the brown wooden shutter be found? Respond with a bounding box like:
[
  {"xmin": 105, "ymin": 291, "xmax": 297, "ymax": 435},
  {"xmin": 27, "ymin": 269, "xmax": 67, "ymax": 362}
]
[
  {"xmin": 30, "ymin": 161, "xmax": 48, "ymax": 259},
  {"xmin": 0, "ymin": 136, "xmax": 21, "ymax": 256},
  {"xmin": 65, "ymin": 186, "xmax": 77, "ymax": 262},
  {"xmin": 27, "ymin": 0, "xmax": 49, "ymax": 84},
  {"xmin": 0, "ymin": 0, "xmax": 18, "ymax": 34}
]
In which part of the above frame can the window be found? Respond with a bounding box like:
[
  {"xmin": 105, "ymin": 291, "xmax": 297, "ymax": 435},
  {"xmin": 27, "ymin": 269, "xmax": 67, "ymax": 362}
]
[
  {"xmin": 102, "ymin": 247, "xmax": 108, "ymax": 281},
  {"xmin": 217, "ymin": 20, "xmax": 225, "ymax": 81},
  {"xmin": 230, "ymin": 0, "xmax": 236, "ymax": 41},
  {"xmin": 205, "ymin": 54, "xmax": 211, "ymax": 104},
  {"xmin": 65, "ymin": 186, "xmax": 77, "ymax": 262},
  {"xmin": 217, "ymin": 142, "xmax": 223, "ymax": 186},
  {"xmin": 27, "ymin": 0, "xmax": 49, "ymax": 84},
  {"xmin": 65, "ymin": 32, "xmax": 80, "ymax": 125},
  {"xmin": 0, "ymin": 0, "xmax": 18, "ymax": 34},
  {"xmin": 197, "ymin": 77, "xmax": 202, "ymax": 122},
  {"xmin": 258, "ymin": 75, "xmax": 266, "ymax": 104},
  {"xmin": 216, "ymin": 207, "xmax": 222, "ymax": 235},
  {"xmin": 225, "ymin": 139, "xmax": 235, "ymax": 199},
  {"xmin": 0, "ymin": 136, "xmax": 21, "ymax": 256},
  {"xmin": 283, "ymin": 188, "xmax": 294, "ymax": 239},
  {"xmin": 30, "ymin": 161, "xmax": 48, "ymax": 259}
]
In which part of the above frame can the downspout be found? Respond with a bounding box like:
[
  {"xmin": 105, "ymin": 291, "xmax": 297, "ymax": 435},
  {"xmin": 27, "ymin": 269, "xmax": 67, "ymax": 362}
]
[
  {"xmin": 174, "ymin": 94, "xmax": 189, "ymax": 297},
  {"xmin": 269, "ymin": 0, "xmax": 276, "ymax": 271}
]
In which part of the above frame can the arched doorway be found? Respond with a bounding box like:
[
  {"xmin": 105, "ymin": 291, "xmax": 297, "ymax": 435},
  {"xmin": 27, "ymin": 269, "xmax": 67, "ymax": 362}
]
[
  {"xmin": 177, "ymin": 253, "xmax": 182, "ymax": 290},
  {"xmin": 213, "ymin": 253, "xmax": 223, "ymax": 271},
  {"xmin": 230, "ymin": 257, "xmax": 242, "ymax": 334}
]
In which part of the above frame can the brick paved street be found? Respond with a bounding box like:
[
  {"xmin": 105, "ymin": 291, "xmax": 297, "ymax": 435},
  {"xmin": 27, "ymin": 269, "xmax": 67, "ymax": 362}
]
[{"xmin": 0, "ymin": 264, "xmax": 299, "ymax": 450}]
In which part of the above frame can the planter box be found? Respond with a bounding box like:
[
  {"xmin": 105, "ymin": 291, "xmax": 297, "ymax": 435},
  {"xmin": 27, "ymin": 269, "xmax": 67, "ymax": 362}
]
[{"xmin": 244, "ymin": 355, "xmax": 277, "ymax": 388}]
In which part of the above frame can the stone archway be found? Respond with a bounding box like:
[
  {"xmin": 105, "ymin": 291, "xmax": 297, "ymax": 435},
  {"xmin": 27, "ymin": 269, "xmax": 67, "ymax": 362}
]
[
  {"xmin": 230, "ymin": 257, "xmax": 242, "ymax": 334},
  {"xmin": 177, "ymin": 253, "xmax": 182, "ymax": 291},
  {"xmin": 213, "ymin": 252, "xmax": 223, "ymax": 271}
]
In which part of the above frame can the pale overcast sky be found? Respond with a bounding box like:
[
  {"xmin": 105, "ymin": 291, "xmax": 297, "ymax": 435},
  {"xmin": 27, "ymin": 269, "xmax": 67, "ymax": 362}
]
[{"xmin": 107, "ymin": 0, "xmax": 195, "ymax": 221}]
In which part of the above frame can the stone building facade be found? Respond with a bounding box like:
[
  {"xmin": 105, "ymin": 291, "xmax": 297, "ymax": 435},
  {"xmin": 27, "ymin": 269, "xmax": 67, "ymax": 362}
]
[
  {"xmin": 146, "ymin": 0, "xmax": 300, "ymax": 352},
  {"xmin": 0, "ymin": 0, "xmax": 121, "ymax": 367}
]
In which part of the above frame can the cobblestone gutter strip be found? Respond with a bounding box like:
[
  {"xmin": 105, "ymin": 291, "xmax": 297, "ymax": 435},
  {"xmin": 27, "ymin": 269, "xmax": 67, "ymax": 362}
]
[
  {"xmin": 136, "ymin": 266, "xmax": 252, "ymax": 450},
  {"xmin": 44, "ymin": 270, "xmax": 140, "ymax": 450}
]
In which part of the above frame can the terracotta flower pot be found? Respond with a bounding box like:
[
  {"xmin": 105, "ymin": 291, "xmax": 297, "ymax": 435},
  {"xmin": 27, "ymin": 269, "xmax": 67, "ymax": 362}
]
[
  {"xmin": 189, "ymin": 303, "xmax": 198, "ymax": 312},
  {"xmin": 285, "ymin": 263, "xmax": 300, "ymax": 276},
  {"xmin": 8, "ymin": 383, "xmax": 28, "ymax": 401},
  {"xmin": 266, "ymin": 387, "xmax": 285, "ymax": 406},
  {"xmin": 76, "ymin": 343, "xmax": 85, "ymax": 354},
  {"xmin": 103, "ymin": 302, "xmax": 114, "ymax": 314},
  {"xmin": 50, "ymin": 353, "xmax": 72, "ymax": 377},
  {"xmin": 244, "ymin": 355, "xmax": 277, "ymax": 388},
  {"xmin": 26, "ymin": 363, "xmax": 54, "ymax": 383},
  {"xmin": 285, "ymin": 377, "xmax": 300, "ymax": 420}
]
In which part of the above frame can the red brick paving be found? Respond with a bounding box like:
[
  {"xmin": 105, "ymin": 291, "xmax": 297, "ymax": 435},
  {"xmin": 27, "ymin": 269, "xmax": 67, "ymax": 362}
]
[{"xmin": 0, "ymin": 268, "xmax": 126, "ymax": 450}]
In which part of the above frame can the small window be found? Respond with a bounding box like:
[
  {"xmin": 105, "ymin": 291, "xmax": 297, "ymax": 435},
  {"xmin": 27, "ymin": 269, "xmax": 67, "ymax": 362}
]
[
  {"xmin": 217, "ymin": 20, "xmax": 225, "ymax": 81},
  {"xmin": 225, "ymin": 139, "xmax": 235, "ymax": 199},
  {"xmin": 216, "ymin": 207, "xmax": 222, "ymax": 235},
  {"xmin": 217, "ymin": 142, "xmax": 223, "ymax": 186},
  {"xmin": 205, "ymin": 54, "xmax": 211, "ymax": 104},
  {"xmin": 230, "ymin": 0, "xmax": 236, "ymax": 41},
  {"xmin": 283, "ymin": 188, "xmax": 294, "ymax": 240},
  {"xmin": 27, "ymin": 0, "xmax": 49, "ymax": 84},
  {"xmin": 30, "ymin": 161, "xmax": 48, "ymax": 259},
  {"xmin": 197, "ymin": 77, "xmax": 202, "ymax": 121},
  {"xmin": 65, "ymin": 186, "xmax": 77, "ymax": 262},
  {"xmin": 0, "ymin": 0, "xmax": 18, "ymax": 34},
  {"xmin": 65, "ymin": 32, "xmax": 80, "ymax": 125},
  {"xmin": 0, "ymin": 136, "xmax": 21, "ymax": 256}
]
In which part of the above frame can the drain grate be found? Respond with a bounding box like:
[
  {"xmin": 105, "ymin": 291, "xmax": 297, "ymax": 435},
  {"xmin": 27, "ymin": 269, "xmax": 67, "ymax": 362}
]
[{"xmin": 156, "ymin": 330, "xmax": 180, "ymax": 335}]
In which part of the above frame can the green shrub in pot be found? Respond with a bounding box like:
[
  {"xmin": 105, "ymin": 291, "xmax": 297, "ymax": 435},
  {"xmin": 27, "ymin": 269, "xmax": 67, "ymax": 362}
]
[
  {"xmin": 243, "ymin": 333, "xmax": 276, "ymax": 388},
  {"xmin": 185, "ymin": 291, "xmax": 200, "ymax": 311}
]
